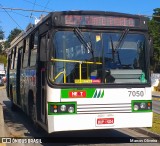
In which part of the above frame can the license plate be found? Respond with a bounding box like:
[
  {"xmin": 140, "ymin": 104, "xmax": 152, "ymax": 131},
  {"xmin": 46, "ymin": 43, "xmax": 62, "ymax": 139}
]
[{"xmin": 96, "ymin": 118, "xmax": 114, "ymax": 125}]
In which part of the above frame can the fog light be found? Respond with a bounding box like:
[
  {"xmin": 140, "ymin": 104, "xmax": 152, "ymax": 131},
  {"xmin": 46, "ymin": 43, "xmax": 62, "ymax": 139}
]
[
  {"xmin": 60, "ymin": 105, "xmax": 66, "ymax": 111},
  {"xmin": 68, "ymin": 107, "xmax": 74, "ymax": 113},
  {"xmin": 134, "ymin": 105, "xmax": 139, "ymax": 111}
]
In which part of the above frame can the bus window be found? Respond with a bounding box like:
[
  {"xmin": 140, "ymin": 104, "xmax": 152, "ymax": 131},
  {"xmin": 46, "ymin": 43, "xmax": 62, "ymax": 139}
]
[
  {"xmin": 11, "ymin": 47, "xmax": 16, "ymax": 69},
  {"xmin": 30, "ymin": 32, "xmax": 38, "ymax": 66},
  {"xmin": 23, "ymin": 38, "xmax": 29, "ymax": 68},
  {"xmin": 51, "ymin": 31, "xmax": 147, "ymax": 84},
  {"xmin": 51, "ymin": 31, "xmax": 103, "ymax": 83},
  {"xmin": 14, "ymin": 47, "xmax": 18, "ymax": 69}
]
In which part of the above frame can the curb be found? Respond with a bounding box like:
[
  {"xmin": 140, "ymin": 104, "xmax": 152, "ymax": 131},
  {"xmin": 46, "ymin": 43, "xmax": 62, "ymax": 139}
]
[{"xmin": 131, "ymin": 128, "xmax": 160, "ymax": 140}]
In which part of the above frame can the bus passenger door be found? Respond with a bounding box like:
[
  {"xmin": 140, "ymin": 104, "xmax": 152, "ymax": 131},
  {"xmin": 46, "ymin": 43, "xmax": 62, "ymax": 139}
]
[
  {"xmin": 6, "ymin": 55, "xmax": 11, "ymax": 98},
  {"xmin": 16, "ymin": 48, "xmax": 23, "ymax": 106},
  {"xmin": 37, "ymin": 35, "xmax": 47, "ymax": 124}
]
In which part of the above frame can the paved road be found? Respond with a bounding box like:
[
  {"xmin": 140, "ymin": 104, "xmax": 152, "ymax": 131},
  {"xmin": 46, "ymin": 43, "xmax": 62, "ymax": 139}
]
[{"xmin": 0, "ymin": 87, "xmax": 160, "ymax": 146}]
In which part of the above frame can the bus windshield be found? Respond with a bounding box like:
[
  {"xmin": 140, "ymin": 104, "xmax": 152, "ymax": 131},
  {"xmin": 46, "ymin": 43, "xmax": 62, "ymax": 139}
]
[{"xmin": 49, "ymin": 30, "xmax": 147, "ymax": 84}]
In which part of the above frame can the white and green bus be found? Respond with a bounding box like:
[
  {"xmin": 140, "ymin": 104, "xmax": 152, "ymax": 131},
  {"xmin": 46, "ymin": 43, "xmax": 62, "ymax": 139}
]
[{"xmin": 6, "ymin": 11, "xmax": 153, "ymax": 133}]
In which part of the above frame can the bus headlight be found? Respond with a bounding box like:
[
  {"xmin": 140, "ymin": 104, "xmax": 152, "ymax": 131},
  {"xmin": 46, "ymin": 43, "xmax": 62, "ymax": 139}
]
[
  {"xmin": 140, "ymin": 103, "xmax": 146, "ymax": 109},
  {"xmin": 132, "ymin": 100, "xmax": 152, "ymax": 112},
  {"xmin": 134, "ymin": 105, "xmax": 139, "ymax": 111},
  {"xmin": 60, "ymin": 105, "xmax": 67, "ymax": 112},
  {"xmin": 68, "ymin": 106, "xmax": 74, "ymax": 113},
  {"xmin": 48, "ymin": 102, "xmax": 77, "ymax": 115}
]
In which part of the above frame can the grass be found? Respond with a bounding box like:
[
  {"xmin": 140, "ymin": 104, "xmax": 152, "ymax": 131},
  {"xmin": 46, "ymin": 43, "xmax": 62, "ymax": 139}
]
[{"xmin": 147, "ymin": 112, "xmax": 160, "ymax": 135}]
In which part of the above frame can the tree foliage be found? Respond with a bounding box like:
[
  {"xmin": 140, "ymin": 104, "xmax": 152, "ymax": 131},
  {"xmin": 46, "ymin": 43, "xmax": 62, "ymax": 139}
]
[
  {"xmin": 0, "ymin": 27, "xmax": 4, "ymax": 54},
  {"xmin": 0, "ymin": 54, "xmax": 7, "ymax": 67},
  {"xmin": 0, "ymin": 29, "xmax": 4, "ymax": 40},
  {"xmin": 148, "ymin": 8, "xmax": 160, "ymax": 72},
  {"xmin": 4, "ymin": 28, "xmax": 22, "ymax": 49},
  {"xmin": 0, "ymin": 27, "xmax": 21, "ymax": 66}
]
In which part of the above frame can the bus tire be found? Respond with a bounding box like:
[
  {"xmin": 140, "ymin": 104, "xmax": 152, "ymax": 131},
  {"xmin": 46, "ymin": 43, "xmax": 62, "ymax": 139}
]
[
  {"xmin": 30, "ymin": 103, "xmax": 40, "ymax": 132},
  {"xmin": 28, "ymin": 93, "xmax": 39, "ymax": 132}
]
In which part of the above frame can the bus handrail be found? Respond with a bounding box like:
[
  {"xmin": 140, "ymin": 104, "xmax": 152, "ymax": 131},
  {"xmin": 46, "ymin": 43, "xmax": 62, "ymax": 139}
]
[
  {"xmin": 51, "ymin": 58, "xmax": 102, "ymax": 64},
  {"xmin": 51, "ymin": 58, "xmax": 102, "ymax": 83}
]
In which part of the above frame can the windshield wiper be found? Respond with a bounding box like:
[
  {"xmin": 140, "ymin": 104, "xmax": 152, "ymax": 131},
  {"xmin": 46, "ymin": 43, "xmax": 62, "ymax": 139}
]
[
  {"xmin": 109, "ymin": 35, "xmax": 115, "ymax": 62},
  {"xmin": 110, "ymin": 28, "xmax": 129, "ymax": 66},
  {"xmin": 109, "ymin": 35, "xmax": 121, "ymax": 66},
  {"xmin": 74, "ymin": 27, "xmax": 94, "ymax": 60},
  {"xmin": 114, "ymin": 28, "xmax": 129, "ymax": 50}
]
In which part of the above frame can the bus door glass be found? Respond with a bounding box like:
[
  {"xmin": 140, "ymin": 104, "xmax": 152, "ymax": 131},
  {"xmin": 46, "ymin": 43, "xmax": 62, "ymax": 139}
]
[
  {"xmin": 17, "ymin": 47, "xmax": 23, "ymax": 106},
  {"xmin": 39, "ymin": 35, "xmax": 47, "ymax": 123}
]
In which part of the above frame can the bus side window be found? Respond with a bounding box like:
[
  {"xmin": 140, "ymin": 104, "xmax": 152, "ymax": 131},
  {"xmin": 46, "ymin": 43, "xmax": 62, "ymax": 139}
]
[
  {"xmin": 23, "ymin": 38, "xmax": 29, "ymax": 68},
  {"xmin": 14, "ymin": 47, "xmax": 18, "ymax": 69},
  {"xmin": 11, "ymin": 47, "xmax": 16, "ymax": 69},
  {"xmin": 30, "ymin": 32, "xmax": 38, "ymax": 66},
  {"xmin": 8, "ymin": 55, "xmax": 11, "ymax": 70}
]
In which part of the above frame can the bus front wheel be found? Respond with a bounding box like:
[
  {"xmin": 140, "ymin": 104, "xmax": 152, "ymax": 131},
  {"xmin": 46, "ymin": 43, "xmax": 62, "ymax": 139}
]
[{"xmin": 28, "ymin": 94, "xmax": 39, "ymax": 132}]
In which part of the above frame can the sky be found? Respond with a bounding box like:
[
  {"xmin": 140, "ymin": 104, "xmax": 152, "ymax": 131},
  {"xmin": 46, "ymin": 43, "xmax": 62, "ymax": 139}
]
[{"xmin": 0, "ymin": 0, "xmax": 160, "ymax": 39}]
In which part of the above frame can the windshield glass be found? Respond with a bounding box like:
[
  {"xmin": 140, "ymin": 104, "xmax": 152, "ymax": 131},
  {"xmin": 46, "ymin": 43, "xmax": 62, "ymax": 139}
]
[{"xmin": 49, "ymin": 30, "xmax": 148, "ymax": 84}]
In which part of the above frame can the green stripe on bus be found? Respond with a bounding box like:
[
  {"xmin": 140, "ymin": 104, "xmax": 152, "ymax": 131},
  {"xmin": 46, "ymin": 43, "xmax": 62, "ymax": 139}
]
[{"xmin": 61, "ymin": 88, "xmax": 104, "ymax": 98}]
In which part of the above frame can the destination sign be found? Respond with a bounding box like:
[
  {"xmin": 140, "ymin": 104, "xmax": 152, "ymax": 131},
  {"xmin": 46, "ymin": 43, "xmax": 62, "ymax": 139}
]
[{"xmin": 64, "ymin": 15, "xmax": 139, "ymax": 27}]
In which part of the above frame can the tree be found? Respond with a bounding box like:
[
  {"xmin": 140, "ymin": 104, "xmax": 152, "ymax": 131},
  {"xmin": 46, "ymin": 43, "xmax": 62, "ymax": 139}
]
[
  {"xmin": 0, "ymin": 27, "xmax": 6, "ymax": 67},
  {"xmin": 0, "ymin": 29, "xmax": 4, "ymax": 40},
  {"xmin": 148, "ymin": 8, "xmax": 160, "ymax": 72},
  {"xmin": 7, "ymin": 28, "xmax": 22, "ymax": 43},
  {"xmin": 0, "ymin": 27, "xmax": 5, "ymax": 54},
  {"xmin": 153, "ymin": 8, "xmax": 160, "ymax": 16},
  {"xmin": 4, "ymin": 28, "xmax": 22, "ymax": 49},
  {"xmin": 0, "ymin": 54, "xmax": 7, "ymax": 67}
]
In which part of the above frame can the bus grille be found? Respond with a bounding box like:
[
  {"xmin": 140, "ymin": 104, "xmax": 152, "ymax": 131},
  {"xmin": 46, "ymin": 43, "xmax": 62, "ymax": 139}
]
[{"xmin": 77, "ymin": 103, "xmax": 132, "ymax": 114}]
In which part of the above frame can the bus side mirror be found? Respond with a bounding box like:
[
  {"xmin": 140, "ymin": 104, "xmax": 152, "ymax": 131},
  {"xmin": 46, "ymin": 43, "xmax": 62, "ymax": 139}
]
[{"xmin": 149, "ymin": 37, "xmax": 154, "ymax": 57}]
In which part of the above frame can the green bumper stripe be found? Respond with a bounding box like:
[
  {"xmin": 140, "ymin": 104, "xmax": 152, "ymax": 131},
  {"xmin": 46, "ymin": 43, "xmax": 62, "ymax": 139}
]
[{"xmin": 61, "ymin": 88, "xmax": 104, "ymax": 98}]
